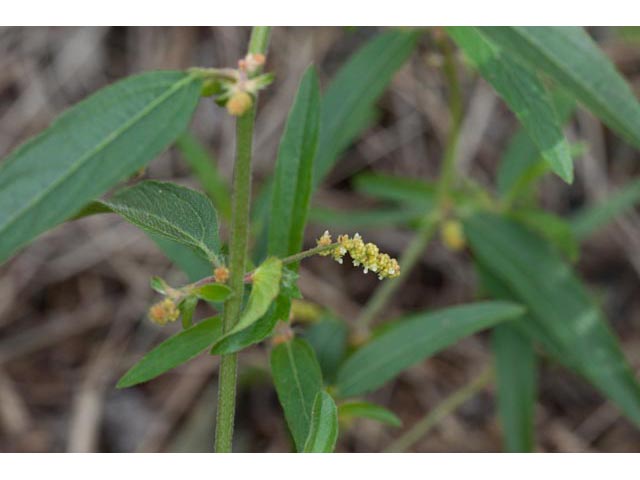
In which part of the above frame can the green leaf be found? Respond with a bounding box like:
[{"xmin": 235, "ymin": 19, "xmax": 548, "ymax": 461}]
[
  {"xmin": 193, "ymin": 284, "xmax": 232, "ymax": 302},
  {"xmin": 477, "ymin": 264, "xmax": 568, "ymax": 365},
  {"xmin": 338, "ymin": 401, "xmax": 402, "ymax": 427},
  {"xmin": 303, "ymin": 391, "xmax": 339, "ymax": 453},
  {"xmin": 304, "ymin": 316, "xmax": 349, "ymax": 383},
  {"xmin": 179, "ymin": 296, "xmax": 198, "ymax": 329},
  {"xmin": 150, "ymin": 235, "xmax": 212, "ymax": 282},
  {"xmin": 210, "ymin": 303, "xmax": 280, "ymax": 356},
  {"xmin": 478, "ymin": 27, "xmax": 640, "ymax": 150},
  {"xmin": 464, "ymin": 212, "xmax": 640, "ymax": 426},
  {"xmin": 100, "ymin": 180, "xmax": 220, "ymax": 262},
  {"xmin": 268, "ymin": 66, "xmax": 320, "ymax": 261},
  {"xmin": 150, "ymin": 276, "xmax": 169, "ymax": 295},
  {"xmin": 117, "ymin": 316, "xmax": 222, "ymax": 388},
  {"xmin": 224, "ymin": 257, "xmax": 282, "ymax": 337},
  {"xmin": 314, "ymin": 30, "xmax": 419, "ymax": 184},
  {"xmin": 510, "ymin": 209, "xmax": 579, "ymax": 262},
  {"xmin": 175, "ymin": 132, "xmax": 232, "ymax": 220},
  {"xmin": 0, "ymin": 71, "xmax": 202, "ymax": 262},
  {"xmin": 497, "ymin": 90, "xmax": 576, "ymax": 201},
  {"xmin": 271, "ymin": 338, "xmax": 324, "ymax": 452},
  {"xmin": 448, "ymin": 27, "xmax": 573, "ymax": 183},
  {"xmin": 335, "ymin": 301, "xmax": 525, "ymax": 397},
  {"xmin": 492, "ymin": 324, "xmax": 537, "ymax": 452},
  {"xmin": 571, "ymin": 179, "xmax": 640, "ymax": 239}
]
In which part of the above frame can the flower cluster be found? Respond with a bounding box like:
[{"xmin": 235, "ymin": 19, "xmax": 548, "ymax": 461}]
[
  {"xmin": 191, "ymin": 53, "xmax": 273, "ymax": 117},
  {"xmin": 316, "ymin": 231, "xmax": 400, "ymax": 280},
  {"xmin": 148, "ymin": 298, "xmax": 180, "ymax": 326},
  {"xmin": 213, "ymin": 266, "xmax": 230, "ymax": 284}
]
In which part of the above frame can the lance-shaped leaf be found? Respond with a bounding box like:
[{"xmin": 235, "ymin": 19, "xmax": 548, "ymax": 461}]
[
  {"xmin": 100, "ymin": 180, "xmax": 220, "ymax": 262},
  {"xmin": 210, "ymin": 303, "xmax": 280, "ymax": 356},
  {"xmin": 224, "ymin": 257, "xmax": 282, "ymax": 336},
  {"xmin": 338, "ymin": 401, "xmax": 402, "ymax": 428},
  {"xmin": 271, "ymin": 338, "xmax": 323, "ymax": 452},
  {"xmin": 303, "ymin": 391, "xmax": 339, "ymax": 453},
  {"xmin": 0, "ymin": 71, "xmax": 202, "ymax": 262},
  {"xmin": 211, "ymin": 265, "xmax": 296, "ymax": 356},
  {"xmin": 497, "ymin": 90, "xmax": 576, "ymax": 201},
  {"xmin": 314, "ymin": 29, "xmax": 419, "ymax": 184},
  {"xmin": 492, "ymin": 324, "xmax": 537, "ymax": 452},
  {"xmin": 335, "ymin": 301, "xmax": 524, "ymax": 397},
  {"xmin": 478, "ymin": 27, "xmax": 640, "ymax": 150},
  {"xmin": 268, "ymin": 66, "xmax": 320, "ymax": 261},
  {"xmin": 448, "ymin": 27, "xmax": 573, "ymax": 183},
  {"xmin": 117, "ymin": 316, "xmax": 222, "ymax": 388},
  {"xmin": 465, "ymin": 213, "xmax": 640, "ymax": 426}
]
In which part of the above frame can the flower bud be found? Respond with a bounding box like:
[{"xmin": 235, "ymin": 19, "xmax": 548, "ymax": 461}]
[
  {"xmin": 226, "ymin": 91, "xmax": 253, "ymax": 116},
  {"xmin": 441, "ymin": 219, "xmax": 466, "ymax": 252},
  {"xmin": 214, "ymin": 266, "xmax": 230, "ymax": 284}
]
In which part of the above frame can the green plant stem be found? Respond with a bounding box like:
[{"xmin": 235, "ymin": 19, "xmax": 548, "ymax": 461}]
[
  {"xmin": 383, "ymin": 366, "xmax": 494, "ymax": 452},
  {"xmin": 214, "ymin": 26, "xmax": 271, "ymax": 453},
  {"xmin": 248, "ymin": 27, "xmax": 271, "ymax": 56},
  {"xmin": 280, "ymin": 243, "xmax": 336, "ymax": 266},
  {"xmin": 353, "ymin": 33, "xmax": 464, "ymax": 333},
  {"xmin": 435, "ymin": 33, "xmax": 463, "ymax": 207}
]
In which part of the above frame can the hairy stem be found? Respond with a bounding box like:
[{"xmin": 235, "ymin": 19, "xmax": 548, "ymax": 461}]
[
  {"xmin": 384, "ymin": 366, "xmax": 493, "ymax": 452},
  {"xmin": 214, "ymin": 26, "xmax": 271, "ymax": 453}
]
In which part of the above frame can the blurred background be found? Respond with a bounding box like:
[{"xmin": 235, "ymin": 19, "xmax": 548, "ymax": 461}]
[{"xmin": 1, "ymin": 26, "xmax": 640, "ymax": 452}]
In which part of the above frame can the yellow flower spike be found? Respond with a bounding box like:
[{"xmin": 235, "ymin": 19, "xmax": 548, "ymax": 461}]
[
  {"xmin": 441, "ymin": 219, "xmax": 466, "ymax": 252},
  {"xmin": 148, "ymin": 298, "xmax": 180, "ymax": 326},
  {"xmin": 314, "ymin": 231, "xmax": 400, "ymax": 280}
]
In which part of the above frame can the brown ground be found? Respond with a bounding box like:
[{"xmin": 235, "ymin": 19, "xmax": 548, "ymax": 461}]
[{"xmin": 1, "ymin": 26, "xmax": 640, "ymax": 452}]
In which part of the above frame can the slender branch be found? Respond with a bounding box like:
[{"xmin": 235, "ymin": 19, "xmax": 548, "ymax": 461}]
[
  {"xmin": 191, "ymin": 243, "xmax": 337, "ymax": 289},
  {"xmin": 384, "ymin": 366, "xmax": 494, "ymax": 452},
  {"xmin": 435, "ymin": 33, "xmax": 463, "ymax": 207},
  {"xmin": 353, "ymin": 32, "xmax": 464, "ymax": 333},
  {"xmin": 214, "ymin": 26, "xmax": 271, "ymax": 453}
]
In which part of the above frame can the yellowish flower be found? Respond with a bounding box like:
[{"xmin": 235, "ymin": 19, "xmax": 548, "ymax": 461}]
[
  {"xmin": 214, "ymin": 266, "xmax": 230, "ymax": 284},
  {"xmin": 148, "ymin": 298, "xmax": 180, "ymax": 326},
  {"xmin": 226, "ymin": 91, "xmax": 253, "ymax": 116},
  {"xmin": 316, "ymin": 231, "xmax": 400, "ymax": 280}
]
